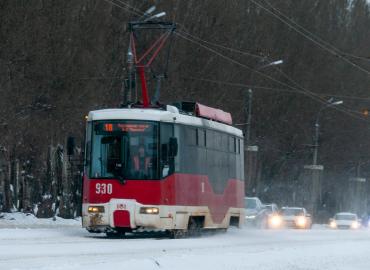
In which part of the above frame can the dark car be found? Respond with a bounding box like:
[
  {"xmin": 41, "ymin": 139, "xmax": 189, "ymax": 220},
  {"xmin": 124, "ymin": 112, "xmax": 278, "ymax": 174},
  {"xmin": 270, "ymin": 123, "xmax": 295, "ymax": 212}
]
[{"xmin": 244, "ymin": 197, "xmax": 269, "ymax": 228}]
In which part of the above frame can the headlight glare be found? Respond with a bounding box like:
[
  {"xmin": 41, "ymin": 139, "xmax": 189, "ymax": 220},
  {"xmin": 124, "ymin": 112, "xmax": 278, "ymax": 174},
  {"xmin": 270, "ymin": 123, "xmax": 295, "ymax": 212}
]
[
  {"xmin": 88, "ymin": 206, "xmax": 105, "ymax": 213},
  {"xmin": 140, "ymin": 207, "xmax": 159, "ymax": 215},
  {"xmin": 296, "ymin": 216, "xmax": 306, "ymax": 227},
  {"xmin": 269, "ymin": 215, "xmax": 282, "ymax": 228},
  {"xmin": 329, "ymin": 221, "xmax": 337, "ymax": 228}
]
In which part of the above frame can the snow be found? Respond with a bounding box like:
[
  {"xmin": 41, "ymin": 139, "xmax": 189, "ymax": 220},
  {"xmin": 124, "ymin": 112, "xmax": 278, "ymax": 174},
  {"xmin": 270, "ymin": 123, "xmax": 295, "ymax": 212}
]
[
  {"xmin": 0, "ymin": 217, "xmax": 370, "ymax": 270},
  {"xmin": 0, "ymin": 212, "xmax": 80, "ymax": 228}
]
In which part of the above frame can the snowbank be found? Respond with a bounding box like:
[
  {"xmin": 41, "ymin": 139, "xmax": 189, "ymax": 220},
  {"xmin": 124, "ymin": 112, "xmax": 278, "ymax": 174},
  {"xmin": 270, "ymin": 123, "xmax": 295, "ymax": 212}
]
[{"xmin": 0, "ymin": 212, "xmax": 81, "ymax": 228}]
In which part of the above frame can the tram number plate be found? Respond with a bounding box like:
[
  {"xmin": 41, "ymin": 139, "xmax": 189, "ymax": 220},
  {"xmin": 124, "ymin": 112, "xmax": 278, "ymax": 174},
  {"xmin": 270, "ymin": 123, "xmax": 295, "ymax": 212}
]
[
  {"xmin": 117, "ymin": 203, "xmax": 126, "ymax": 210},
  {"xmin": 95, "ymin": 183, "xmax": 113, "ymax": 195}
]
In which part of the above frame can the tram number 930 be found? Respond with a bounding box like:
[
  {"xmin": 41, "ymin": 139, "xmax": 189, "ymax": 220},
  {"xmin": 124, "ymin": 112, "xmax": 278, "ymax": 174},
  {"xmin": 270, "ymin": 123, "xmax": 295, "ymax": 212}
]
[{"xmin": 95, "ymin": 183, "xmax": 113, "ymax": 195}]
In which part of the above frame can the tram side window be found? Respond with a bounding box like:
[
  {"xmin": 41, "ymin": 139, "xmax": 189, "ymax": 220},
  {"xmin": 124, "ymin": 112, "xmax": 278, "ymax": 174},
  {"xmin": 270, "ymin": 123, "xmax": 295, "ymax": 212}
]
[
  {"xmin": 214, "ymin": 132, "xmax": 222, "ymax": 150},
  {"xmin": 229, "ymin": 136, "xmax": 236, "ymax": 153},
  {"xmin": 185, "ymin": 127, "xmax": 197, "ymax": 146},
  {"xmin": 221, "ymin": 134, "xmax": 228, "ymax": 152},
  {"xmin": 160, "ymin": 123, "xmax": 175, "ymax": 178},
  {"xmin": 197, "ymin": 129, "xmax": 206, "ymax": 147},
  {"xmin": 206, "ymin": 130, "xmax": 215, "ymax": 149}
]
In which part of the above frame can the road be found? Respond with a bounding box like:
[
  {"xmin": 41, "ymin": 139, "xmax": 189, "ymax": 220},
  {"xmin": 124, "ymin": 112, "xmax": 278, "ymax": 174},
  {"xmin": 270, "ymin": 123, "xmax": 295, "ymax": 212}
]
[{"xmin": 0, "ymin": 226, "xmax": 369, "ymax": 270}]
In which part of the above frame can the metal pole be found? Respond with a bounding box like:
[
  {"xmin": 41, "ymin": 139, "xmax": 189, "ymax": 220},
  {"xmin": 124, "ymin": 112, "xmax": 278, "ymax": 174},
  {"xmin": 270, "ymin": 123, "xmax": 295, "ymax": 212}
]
[
  {"xmin": 246, "ymin": 88, "xmax": 253, "ymax": 144},
  {"xmin": 244, "ymin": 88, "xmax": 254, "ymax": 195},
  {"xmin": 313, "ymin": 121, "xmax": 319, "ymax": 166}
]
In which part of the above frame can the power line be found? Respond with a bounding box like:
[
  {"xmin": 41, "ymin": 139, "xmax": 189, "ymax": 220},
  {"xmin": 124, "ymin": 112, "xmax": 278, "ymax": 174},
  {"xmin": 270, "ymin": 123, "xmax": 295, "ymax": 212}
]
[
  {"xmin": 260, "ymin": 0, "xmax": 370, "ymax": 63},
  {"xmin": 102, "ymin": 0, "xmax": 370, "ymax": 122},
  {"xmin": 250, "ymin": 0, "xmax": 370, "ymax": 76},
  {"xmin": 174, "ymin": 30, "xmax": 370, "ymax": 104},
  {"xmin": 175, "ymin": 31, "xmax": 368, "ymax": 121},
  {"xmin": 102, "ymin": 0, "xmax": 142, "ymax": 16},
  {"xmin": 185, "ymin": 76, "xmax": 370, "ymax": 105}
]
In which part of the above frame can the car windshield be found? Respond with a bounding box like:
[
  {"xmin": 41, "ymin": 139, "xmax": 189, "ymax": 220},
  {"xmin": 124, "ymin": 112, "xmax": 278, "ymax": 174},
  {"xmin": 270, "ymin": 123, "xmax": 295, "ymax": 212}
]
[
  {"xmin": 335, "ymin": 214, "xmax": 356, "ymax": 221},
  {"xmin": 245, "ymin": 198, "xmax": 257, "ymax": 209},
  {"xmin": 281, "ymin": 208, "xmax": 304, "ymax": 216}
]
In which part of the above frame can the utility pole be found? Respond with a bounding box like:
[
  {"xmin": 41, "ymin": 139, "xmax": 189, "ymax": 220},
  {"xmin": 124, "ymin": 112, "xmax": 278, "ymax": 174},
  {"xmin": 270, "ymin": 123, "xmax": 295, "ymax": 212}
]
[
  {"xmin": 245, "ymin": 88, "xmax": 252, "ymax": 144},
  {"xmin": 244, "ymin": 59, "xmax": 283, "ymax": 196},
  {"xmin": 304, "ymin": 99, "xmax": 343, "ymax": 221},
  {"xmin": 244, "ymin": 89, "xmax": 257, "ymax": 195}
]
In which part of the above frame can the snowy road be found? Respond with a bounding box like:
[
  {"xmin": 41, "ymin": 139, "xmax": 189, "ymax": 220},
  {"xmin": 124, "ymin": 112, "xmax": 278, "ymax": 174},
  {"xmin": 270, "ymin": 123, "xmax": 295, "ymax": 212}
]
[{"xmin": 1, "ymin": 226, "xmax": 369, "ymax": 270}]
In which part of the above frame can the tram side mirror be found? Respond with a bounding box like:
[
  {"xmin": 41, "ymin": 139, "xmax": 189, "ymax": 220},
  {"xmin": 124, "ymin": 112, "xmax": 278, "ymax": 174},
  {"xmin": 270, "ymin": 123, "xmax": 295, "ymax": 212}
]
[{"xmin": 168, "ymin": 137, "xmax": 178, "ymax": 157}]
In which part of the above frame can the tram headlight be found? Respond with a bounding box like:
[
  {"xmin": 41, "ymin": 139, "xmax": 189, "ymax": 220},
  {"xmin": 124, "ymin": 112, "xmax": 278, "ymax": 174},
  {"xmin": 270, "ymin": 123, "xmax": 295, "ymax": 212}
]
[
  {"xmin": 140, "ymin": 207, "xmax": 159, "ymax": 215},
  {"xmin": 88, "ymin": 206, "xmax": 105, "ymax": 213}
]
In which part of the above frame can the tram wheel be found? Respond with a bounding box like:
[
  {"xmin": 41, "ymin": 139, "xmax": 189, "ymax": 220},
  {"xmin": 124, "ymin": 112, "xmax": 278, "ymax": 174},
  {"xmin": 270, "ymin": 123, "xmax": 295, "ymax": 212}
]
[
  {"xmin": 106, "ymin": 230, "xmax": 126, "ymax": 238},
  {"xmin": 168, "ymin": 229, "xmax": 187, "ymax": 239}
]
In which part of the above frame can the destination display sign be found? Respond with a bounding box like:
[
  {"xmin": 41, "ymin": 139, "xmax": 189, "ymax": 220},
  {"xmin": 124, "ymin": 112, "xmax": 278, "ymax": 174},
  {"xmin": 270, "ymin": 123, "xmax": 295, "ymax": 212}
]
[{"xmin": 95, "ymin": 122, "xmax": 150, "ymax": 133}]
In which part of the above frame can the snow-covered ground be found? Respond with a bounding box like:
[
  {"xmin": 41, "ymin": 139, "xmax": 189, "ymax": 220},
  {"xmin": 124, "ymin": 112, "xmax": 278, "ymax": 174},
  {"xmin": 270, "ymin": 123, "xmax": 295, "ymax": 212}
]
[
  {"xmin": 0, "ymin": 215, "xmax": 370, "ymax": 270},
  {"xmin": 0, "ymin": 212, "xmax": 80, "ymax": 228}
]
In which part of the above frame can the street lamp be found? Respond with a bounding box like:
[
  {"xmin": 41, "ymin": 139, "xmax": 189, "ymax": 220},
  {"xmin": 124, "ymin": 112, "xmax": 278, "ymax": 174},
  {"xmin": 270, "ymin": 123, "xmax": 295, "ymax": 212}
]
[
  {"xmin": 304, "ymin": 98, "xmax": 342, "ymax": 221},
  {"xmin": 312, "ymin": 99, "xmax": 343, "ymax": 166},
  {"xmin": 245, "ymin": 59, "xmax": 284, "ymax": 146},
  {"xmin": 244, "ymin": 58, "xmax": 283, "ymax": 195}
]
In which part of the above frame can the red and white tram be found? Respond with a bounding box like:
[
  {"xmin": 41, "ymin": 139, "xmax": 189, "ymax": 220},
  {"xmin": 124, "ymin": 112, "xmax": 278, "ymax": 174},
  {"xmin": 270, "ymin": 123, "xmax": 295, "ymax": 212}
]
[{"xmin": 82, "ymin": 102, "xmax": 245, "ymax": 237}]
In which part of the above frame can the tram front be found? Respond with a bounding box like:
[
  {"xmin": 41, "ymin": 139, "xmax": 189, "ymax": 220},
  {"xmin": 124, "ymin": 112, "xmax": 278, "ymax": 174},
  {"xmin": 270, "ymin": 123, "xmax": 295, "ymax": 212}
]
[{"xmin": 82, "ymin": 108, "xmax": 177, "ymax": 235}]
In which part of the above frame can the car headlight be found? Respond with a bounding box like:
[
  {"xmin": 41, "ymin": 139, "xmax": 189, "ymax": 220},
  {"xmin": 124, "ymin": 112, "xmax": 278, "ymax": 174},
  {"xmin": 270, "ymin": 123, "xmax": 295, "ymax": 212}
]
[
  {"xmin": 269, "ymin": 215, "xmax": 282, "ymax": 228},
  {"xmin": 140, "ymin": 207, "xmax": 159, "ymax": 215},
  {"xmin": 351, "ymin": 221, "xmax": 359, "ymax": 229},
  {"xmin": 329, "ymin": 221, "xmax": 337, "ymax": 229},
  {"xmin": 296, "ymin": 216, "xmax": 306, "ymax": 227},
  {"xmin": 88, "ymin": 206, "xmax": 105, "ymax": 213}
]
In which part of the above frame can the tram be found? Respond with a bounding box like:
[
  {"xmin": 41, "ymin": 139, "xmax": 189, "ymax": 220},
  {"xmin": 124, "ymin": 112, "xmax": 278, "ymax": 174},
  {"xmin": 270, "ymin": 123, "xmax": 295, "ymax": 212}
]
[
  {"xmin": 81, "ymin": 13, "xmax": 245, "ymax": 237},
  {"xmin": 82, "ymin": 102, "xmax": 244, "ymax": 237}
]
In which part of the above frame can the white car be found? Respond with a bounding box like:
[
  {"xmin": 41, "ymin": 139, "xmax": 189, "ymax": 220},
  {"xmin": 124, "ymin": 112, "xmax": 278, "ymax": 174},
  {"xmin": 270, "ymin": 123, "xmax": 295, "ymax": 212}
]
[
  {"xmin": 279, "ymin": 207, "xmax": 312, "ymax": 229},
  {"xmin": 329, "ymin": 212, "xmax": 361, "ymax": 229}
]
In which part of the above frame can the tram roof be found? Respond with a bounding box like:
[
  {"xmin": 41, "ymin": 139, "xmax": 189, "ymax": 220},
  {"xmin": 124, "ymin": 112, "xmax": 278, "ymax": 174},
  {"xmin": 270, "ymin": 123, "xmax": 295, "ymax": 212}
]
[{"xmin": 88, "ymin": 106, "xmax": 243, "ymax": 137}]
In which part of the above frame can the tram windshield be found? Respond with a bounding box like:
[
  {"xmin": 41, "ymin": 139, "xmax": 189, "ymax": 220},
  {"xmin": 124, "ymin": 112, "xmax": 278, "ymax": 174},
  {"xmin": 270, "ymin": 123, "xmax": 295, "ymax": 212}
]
[{"xmin": 90, "ymin": 121, "xmax": 159, "ymax": 180}]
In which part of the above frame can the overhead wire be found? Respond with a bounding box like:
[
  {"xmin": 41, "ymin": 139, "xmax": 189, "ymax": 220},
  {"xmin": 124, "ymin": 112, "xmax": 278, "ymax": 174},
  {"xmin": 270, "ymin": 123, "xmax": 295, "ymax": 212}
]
[
  {"xmin": 103, "ymin": 0, "xmax": 370, "ymax": 122},
  {"xmin": 175, "ymin": 31, "xmax": 367, "ymax": 121},
  {"xmin": 260, "ymin": 0, "xmax": 370, "ymax": 63},
  {"xmin": 250, "ymin": 0, "xmax": 370, "ymax": 76},
  {"xmin": 183, "ymin": 77, "xmax": 370, "ymax": 102},
  {"xmin": 171, "ymin": 29, "xmax": 370, "ymax": 107}
]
